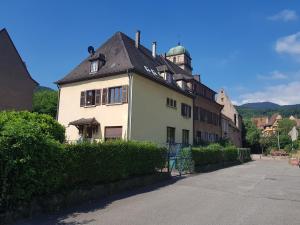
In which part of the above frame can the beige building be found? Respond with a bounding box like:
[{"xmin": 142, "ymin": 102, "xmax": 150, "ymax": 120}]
[
  {"xmin": 216, "ymin": 89, "xmax": 242, "ymax": 147},
  {"xmin": 164, "ymin": 44, "xmax": 223, "ymax": 145},
  {"xmin": 56, "ymin": 31, "xmax": 193, "ymax": 145}
]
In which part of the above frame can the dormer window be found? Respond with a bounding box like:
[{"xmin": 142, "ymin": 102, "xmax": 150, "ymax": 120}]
[{"xmin": 90, "ymin": 60, "xmax": 99, "ymax": 73}]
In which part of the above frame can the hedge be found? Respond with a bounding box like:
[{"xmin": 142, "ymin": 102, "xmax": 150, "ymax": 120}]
[
  {"xmin": 192, "ymin": 144, "xmax": 251, "ymax": 167},
  {"xmin": 63, "ymin": 141, "xmax": 167, "ymax": 188},
  {"xmin": 0, "ymin": 112, "xmax": 167, "ymax": 212}
]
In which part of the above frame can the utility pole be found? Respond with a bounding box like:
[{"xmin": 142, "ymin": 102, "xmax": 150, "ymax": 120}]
[{"xmin": 277, "ymin": 130, "xmax": 280, "ymax": 150}]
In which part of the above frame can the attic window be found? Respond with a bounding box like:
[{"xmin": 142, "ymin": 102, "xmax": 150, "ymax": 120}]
[{"xmin": 90, "ymin": 60, "xmax": 99, "ymax": 73}]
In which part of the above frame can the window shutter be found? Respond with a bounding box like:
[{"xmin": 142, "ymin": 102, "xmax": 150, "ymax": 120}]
[
  {"xmin": 80, "ymin": 91, "xmax": 86, "ymax": 107},
  {"xmin": 102, "ymin": 88, "xmax": 108, "ymax": 105},
  {"xmin": 95, "ymin": 89, "xmax": 101, "ymax": 105},
  {"xmin": 181, "ymin": 103, "xmax": 184, "ymax": 116},
  {"xmin": 188, "ymin": 106, "xmax": 191, "ymax": 118},
  {"xmin": 122, "ymin": 85, "xmax": 128, "ymax": 103}
]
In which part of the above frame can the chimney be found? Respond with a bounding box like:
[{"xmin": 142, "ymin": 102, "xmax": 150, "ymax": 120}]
[
  {"xmin": 193, "ymin": 74, "xmax": 201, "ymax": 83},
  {"xmin": 152, "ymin": 41, "xmax": 157, "ymax": 58},
  {"xmin": 135, "ymin": 30, "xmax": 140, "ymax": 48}
]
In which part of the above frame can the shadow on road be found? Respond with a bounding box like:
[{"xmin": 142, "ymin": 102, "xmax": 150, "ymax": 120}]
[{"xmin": 14, "ymin": 176, "xmax": 186, "ymax": 225}]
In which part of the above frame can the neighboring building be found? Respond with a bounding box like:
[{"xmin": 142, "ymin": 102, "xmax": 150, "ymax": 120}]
[
  {"xmin": 0, "ymin": 28, "xmax": 38, "ymax": 110},
  {"xmin": 253, "ymin": 114, "xmax": 300, "ymax": 136},
  {"xmin": 165, "ymin": 44, "xmax": 223, "ymax": 144},
  {"xmin": 216, "ymin": 89, "xmax": 242, "ymax": 147},
  {"xmin": 289, "ymin": 116, "xmax": 300, "ymax": 128},
  {"xmin": 56, "ymin": 31, "xmax": 194, "ymax": 145},
  {"xmin": 252, "ymin": 116, "xmax": 269, "ymax": 130},
  {"xmin": 262, "ymin": 113, "xmax": 282, "ymax": 136}
]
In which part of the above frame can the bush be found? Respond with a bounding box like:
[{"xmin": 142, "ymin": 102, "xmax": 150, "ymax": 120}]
[
  {"xmin": 223, "ymin": 146, "xmax": 238, "ymax": 162},
  {"xmin": 237, "ymin": 148, "xmax": 251, "ymax": 162},
  {"xmin": 0, "ymin": 113, "xmax": 167, "ymax": 212},
  {"xmin": 0, "ymin": 116, "xmax": 64, "ymax": 211},
  {"xmin": 63, "ymin": 141, "xmax": 167, "ymax": 188},
  {"xmin": 192, "ymin": 147, "xmax": 223, "ymax": 166},
  {"xmin": 0, "ymin": 111, "xmax": 65, "ymax": 143},
  {"xmin": 192, "ymin": 144, "xmax": 245, "ymax": 167}
]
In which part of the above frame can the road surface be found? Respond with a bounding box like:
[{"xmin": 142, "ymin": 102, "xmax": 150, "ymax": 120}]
[{"xmin": 15, "ymin": 159, "xmax": 300, "ymax": 225}]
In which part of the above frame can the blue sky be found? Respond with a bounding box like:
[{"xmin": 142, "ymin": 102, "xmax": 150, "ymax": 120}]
[{"xmin": 1, "ymin": 0, "xmax": 300, "ymax": 105}]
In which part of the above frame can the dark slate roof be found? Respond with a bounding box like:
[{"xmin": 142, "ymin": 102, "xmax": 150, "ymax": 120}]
[
  {"xmin": 56, "ymin": 32, "xmax": 193, "ymax": 97},
  {"xmin": 69, "ymin": 117, "xmax": 99, "ymax": 126}
]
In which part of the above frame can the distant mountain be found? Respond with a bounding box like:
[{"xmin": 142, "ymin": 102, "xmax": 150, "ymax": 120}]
[
  {"xmin": 240, "ymin": 102, "xmax": 280, "ymax": 110},
  {"xmin": 34, "ymin": 85, "xmax": 54, "ymax": 92},
  {"xmin": 237, "ymin": 102, "xmax": 300, "ymax": 119}
]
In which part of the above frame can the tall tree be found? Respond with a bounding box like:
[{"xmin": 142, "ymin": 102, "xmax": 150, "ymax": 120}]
[
  {"xmin": 33, "ymin": 90, "xmax": 58, "ymax": 118},
  {"xmin": 243, "ymin": 119, "xmax": 261, "ymax": 152}
]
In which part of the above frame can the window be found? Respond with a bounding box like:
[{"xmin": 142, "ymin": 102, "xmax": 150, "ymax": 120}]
[
  {"xmin": 90, "ymin": 60, "xmax": 99, "ymax": 73},
  {"xmin": 166, "ymin": 97, "xmax": 177, "ymax": 108},
  {"xmin": 108, "ymin": 86, "xmax": 123, "ymax": 104},
  {"xmin": 173, "ymin": 57, "xmax": 176, "ymax": 63},
  {"xmin": 86, "ymin": 90, "xmax": 95, "ymax": 105},
  {"xmin": 167, "ymin": 127, "xmax": 175, "ymax": 144},
  {"xmin": 105, "ymin": 126, "xmax": 122, "ymax": 141},
  {"xmin": 181, "ymin": 103, "xmax": 191, "ymax": 118},
  {"xmin": 102, "ymin": 86, "xmax": 128, "ymax": 105},
  {"xmin": 80, "ymin": 89, "xmax": 101, "ymax": 107},
  {"xmin": 182, "ymin": 129, "xmax": 189, "ymax": 145}
]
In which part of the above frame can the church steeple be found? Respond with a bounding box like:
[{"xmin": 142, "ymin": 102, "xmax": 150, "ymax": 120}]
[{"xmin": 166, "ymin": 44, "xmax": 192, "ymax": 74}]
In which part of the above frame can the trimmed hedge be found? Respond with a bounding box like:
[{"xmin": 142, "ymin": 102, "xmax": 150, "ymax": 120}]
[
  {"xmin": 63, "ymin": 141, "xmax": 167, "ymax": 188},
  {"xmin": 192, "ymin": 144, "xmax": 251, "ymax": 167},
  {"xmin": 0, "ymin": 112, "xmax": 167, "ymax": 212}
]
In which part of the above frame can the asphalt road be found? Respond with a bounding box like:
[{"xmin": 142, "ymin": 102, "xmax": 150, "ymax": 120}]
[{"xmin": 15, "ymin": 159, "xmax": 300, "ymax": 225}]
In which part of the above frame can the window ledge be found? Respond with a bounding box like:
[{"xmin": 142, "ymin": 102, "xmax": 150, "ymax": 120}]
[
  {"xmin": 84, "ymin": 105, "xmax": 97, "ymax": 108},
  {"xmin": 105, "ymin": 102, "xmax": 124, "ymax": 106},
  {"xmin": 166, "ymin": 105, "xmax": 177, "ymax": 109}
]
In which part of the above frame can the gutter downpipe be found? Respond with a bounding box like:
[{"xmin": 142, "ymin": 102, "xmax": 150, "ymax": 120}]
[
  {"xmin": 127, "ymin": 69, "xmax": 133, "ymax": 140},
  {"xmin": 56, "ymin": 84, "xmax": 61, "ymax": 121}
]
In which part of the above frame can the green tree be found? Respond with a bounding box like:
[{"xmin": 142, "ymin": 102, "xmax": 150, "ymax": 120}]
[
  {"xmin": 33, "ymin": 90, "xmax": 58, "ymax": 118},
  {"xmin": 243, "ymin": 119, "xmax": 261, "ymax": 152},
  {"xmin": 278, "ymin": 118, "xmax": 296, "ymax": 135}
]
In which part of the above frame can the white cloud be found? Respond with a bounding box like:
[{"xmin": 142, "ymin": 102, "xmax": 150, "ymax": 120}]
[
  {"xmin": 275, "ymin": 32, "xmax": 300, "ymax": 61},
  {"xmin": 257, "ymin": 70, "xmax": 288, "ymax": 80},
  {"xmin": 235, "ymin": 81, "xmax": 300, "ymax": 105},
  {"xmin": 268, "ymin": 9, "xmax": 298, "ymax": 22}
]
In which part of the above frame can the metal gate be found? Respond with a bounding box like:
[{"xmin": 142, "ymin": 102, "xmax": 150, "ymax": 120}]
[{"xmin": 167, "ymin": 143, "xmax": 194, "ymax": 176}]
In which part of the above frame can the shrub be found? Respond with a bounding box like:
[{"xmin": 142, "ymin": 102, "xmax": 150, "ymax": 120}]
[
  {"xmin": 0, "ymin": 114, "xmax": 167, "ymax": 212},
  {"xmin": 237, "ymin": 148, "xmax": 251, "ymax": 162},
  {"xmin": 206, "ymin": 143, "xmax": 222, "ymax": 151},
  {"xmin": 63, "ymin": 141, "xmax": 167, "ymax": 188},
  {"xmin": 0, "ymin": 111, "xmax": 65, "ymax": 143},
  {"xmin": 192, "ymin": 147, "xmax": 223, "ymax": 166},
  {"xmin": 223, "ymin": 146, "xmax": 238, "ymax": 162},
  {"xmin": 0, "ymin": 117, "xmax": 64, "ymax": 211},
  {"xmin": 192, "ymin": 144, "xmax": 242, "ymax": 167}
]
